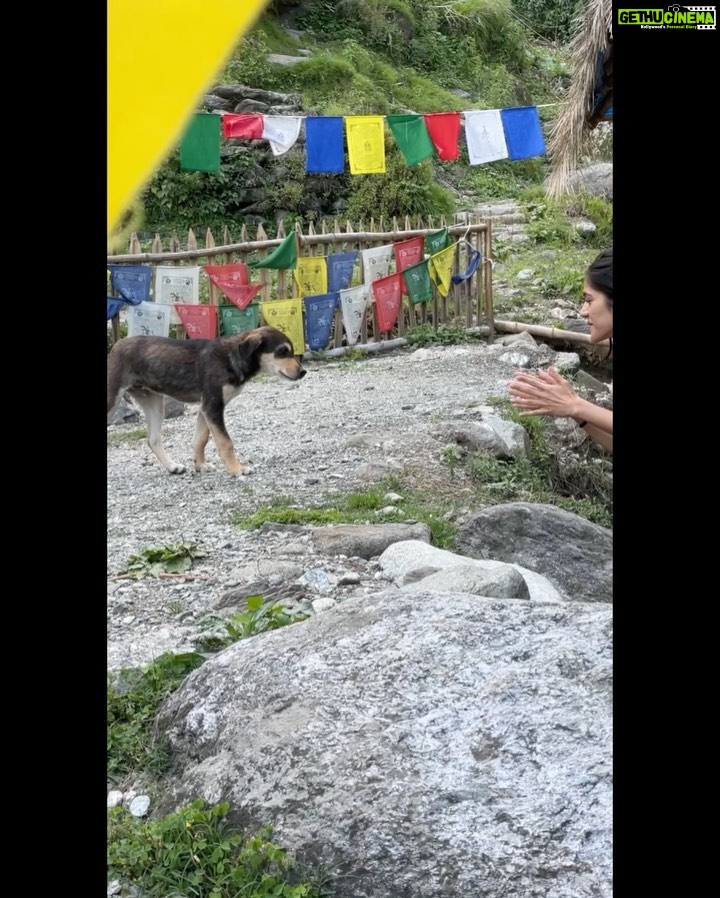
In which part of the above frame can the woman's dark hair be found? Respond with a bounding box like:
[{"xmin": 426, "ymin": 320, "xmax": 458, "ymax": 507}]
[
  {"xmin": 587, "ymin": 247, "xmax": 613, "ymax": 359},
  {"xmin": 586, "ymin": 247, "xmax": 613, "ymax": 308}
]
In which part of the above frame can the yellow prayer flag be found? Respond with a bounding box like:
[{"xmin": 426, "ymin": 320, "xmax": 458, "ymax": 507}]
[
  {"xmin": 428, "ymin": 243, "xmax": 458, "ymax": 297},
  {"xmin": 108, "ymin": 0, "xmax": 268, "ymax": 238},
  {"xmin": 293, "ymin": 257, "xmax": 328, "ymax": 298},
  {"xmin": 261, "ymin": 299, "xmax": 306, "ymax": 356},
  {"xmin": 345, "ymin": 116, "xmax": 386, "ymax": 175}
]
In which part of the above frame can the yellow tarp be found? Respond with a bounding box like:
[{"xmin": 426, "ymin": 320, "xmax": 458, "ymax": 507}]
[{"xmin": 108, "ymin": 0, "xmax": 268, "ymax": 238}]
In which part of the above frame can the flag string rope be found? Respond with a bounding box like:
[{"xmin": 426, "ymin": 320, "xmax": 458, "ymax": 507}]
[{"xmin": 213, "ymin": 103, "xmax": 561, "ymax": 121}]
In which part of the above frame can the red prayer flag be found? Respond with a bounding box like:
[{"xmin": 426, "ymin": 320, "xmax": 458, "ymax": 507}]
[
  {"xmin": 175, "ymin": 304, "xmax": 218, "ymax": 339},
  {"xmin": 204, "ymin": 263, "xmax": 249, "ymax": 296},
  {"xmin": 371, "ymin": 273, "xmax": 403, "ymax": 333},
  {"xmin": 222, "ymin": 284, "xmax": 264, "ymax": 311},
  {"xmin": 222, "ymin": 114, "xmax": 264, "ymax": 139},
  {"xmin": 394, "ymin": 236, "xmax": 425, "ymax": 295},
  {"xmin": 423, "ymin": 112, "xmax": 462, "ymax": 161}
]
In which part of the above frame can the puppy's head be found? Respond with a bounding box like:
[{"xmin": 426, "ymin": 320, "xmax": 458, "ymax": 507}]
[{"xmin": 239, "ymin": 326, "xmax": 306, "ymax": 381}]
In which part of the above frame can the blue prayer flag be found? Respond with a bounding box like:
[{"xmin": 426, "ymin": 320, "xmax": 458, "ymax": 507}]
[
  {"xmin": 451, "ymin": 249, "xmax": 482, "ymax": 284},
  {"xmin": 108, "ymin": 264, "xmax": 152, "ymax": 305},
  {"xmin": 499, "ymin": 107, "xmax": 546, "ymax": 161},
  {"xmin": 327, "ymin": 251, "xmax": 358, "ymax": 293},
  {"xmin": 304, "ymin": 293, "xmax": 339, "ymax": 350},
  {"xmin": 305, "ymin": 117, "xmax": 345, "ymax": 173},
  {"xmin": 107, "ymin": 297, "xmax": 125, "ymax": 320}
]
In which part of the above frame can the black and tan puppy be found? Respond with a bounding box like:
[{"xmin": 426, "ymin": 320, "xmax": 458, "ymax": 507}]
[{"xmin": 107, "ymin": 325, "xmax": 306, "ymax": 475}]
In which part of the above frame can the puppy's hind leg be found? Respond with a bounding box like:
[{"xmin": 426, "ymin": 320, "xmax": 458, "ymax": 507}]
[
  {"xmin": 127, "ymin": 389, "xmax": 186, "ymax": 475},
  {"xmin": 193, "ymin": 409, "xmax": 214, "ymax": 472}
]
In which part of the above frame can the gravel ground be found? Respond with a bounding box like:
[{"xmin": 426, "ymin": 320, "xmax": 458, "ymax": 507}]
[{"xmin": 107, "ymin": 341, "xmax": 527, "ymax": 670}]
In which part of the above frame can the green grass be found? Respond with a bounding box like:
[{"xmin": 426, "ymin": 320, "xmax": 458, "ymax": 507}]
[
  {"xmin": 233, "ymin": 481, "xmax": 457, "ymax": 549},
  {"xmin": 108, "ymin": 802, "xmax": 328, "ymax": 898},
  {"xmin": 107, "ymin": 651, "xmax": 206, "ymax": 783},
  {"xmin": 107, "ymin": 427, "xmax": 147, "ymax": 444}
]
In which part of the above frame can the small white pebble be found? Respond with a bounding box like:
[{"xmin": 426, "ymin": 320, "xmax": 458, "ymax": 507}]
[
  {"xmin": 107, "ymin": 790, "xmax": 123, "ymax": 808},
  {"xmin": 129, "ymin": 795, "xmax": 151, "ymax": 817}
]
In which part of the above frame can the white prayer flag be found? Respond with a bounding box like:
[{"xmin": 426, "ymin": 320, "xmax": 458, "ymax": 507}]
[
  {"xmin": 339, "ymin": 284, "xmax": 369, "ymax": 346},
  {"xmin": 153, "ymin": 266, "xmax": 201, "ymax": 325},
  {"xmin": 261, "ymin": 116, "xmax": 303, "ymax": 156},
  {"xmin": 463, "ymin": 110, "xmax": 509, "ymax": 165},
  {"xmin": 360, "ymin": 244, "xmax": 394, "ymax": 285},
  {"xmin": 127, "ymin": 301, "xmax": 172, "ymax": 338}
]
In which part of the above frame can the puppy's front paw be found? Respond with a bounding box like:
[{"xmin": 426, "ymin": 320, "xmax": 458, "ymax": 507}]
[
  {"xmin": 194, "ymin": 462, "xmax": 216, "ymax": 473},
  {"xmin": 168, "ymin": 464, "xmax": 186, "ymax": 475},
  {"xmin": 226, "ymin": 462, "xmax": 251, "ymax": 477}
]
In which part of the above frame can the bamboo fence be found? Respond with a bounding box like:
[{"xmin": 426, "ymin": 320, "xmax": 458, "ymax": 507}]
[{"xmin": 107, "ymin": 213, "xmax": 494, "ymax": 349}]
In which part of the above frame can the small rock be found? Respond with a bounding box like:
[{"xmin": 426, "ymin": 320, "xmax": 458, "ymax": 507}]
[
  {"xmin": 312, "ymin": 597, "xmax": 337, "ymax": 613},
  {"xmin": 129, "ymin": 795, "xmax": 151, "ymax": 817},
  {"xmin": 301, "ymin": 569, "xmax": 332, "ymax": 593},
  {"xmin": 107, "ymin": 790, "xmax": 123, "ymax": 808},
  {"xmin": 574, "ymin": 219, "xmax": 597, "ymax": 235},
  {"xmin": 498, "ymin": 352, "xmax": 533, "ymax": 368},
  {"xmin": 553, "ymin": 352, "xmax": 581, "ymax": 373}
]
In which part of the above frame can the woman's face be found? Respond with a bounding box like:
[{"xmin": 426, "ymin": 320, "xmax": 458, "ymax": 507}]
[{"xmin": 580, "ymin": 279, "xmax": 613, "ymax": 343}]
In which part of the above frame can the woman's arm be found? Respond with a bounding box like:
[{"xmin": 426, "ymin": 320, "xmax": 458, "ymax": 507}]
[
  {"xmin": 580, "ymin": 422, "xmax": 613, "ymax": 452},
  {"xmin": 570, "ymin": 395, "xmax": 613, "ymax": 435},
  {"xmin": 508, "ymin": 367, "xmax": 613, "ymax": 451}
]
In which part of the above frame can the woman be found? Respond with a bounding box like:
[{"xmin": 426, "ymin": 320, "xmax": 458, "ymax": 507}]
[{"xmin": 507, "ymin": 247, "xmax": 613, "ymax": 453}]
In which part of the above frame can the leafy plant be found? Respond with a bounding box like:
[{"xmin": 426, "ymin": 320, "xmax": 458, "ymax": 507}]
[
  {"xmin": 198, "ymin": 596, "xmax": 311, "ymax": 651},
  {"xmin": 522, "ymin": 198, "xmax": 574, "ymax": 245},
  {"xmin": 512, "ymin": 0, "xmax": 582, "ymax": 42},
  {"xmin": 404, "ymin": 323, "xmax": 486, "ymax": 346},
  {"xmin": 441, "ymin": 444, "xmax": 463, "ymax": 479},
  {"xmin": 108, "ymin": 801, "xmax": 327, "ymax": 898},
  {"xmin": 119, "ymin": 543, "xmax": 208, "ymax": 579},
  {"xmin": 107, "ymin": 652, "xmax": 206, "ymax": 781}
]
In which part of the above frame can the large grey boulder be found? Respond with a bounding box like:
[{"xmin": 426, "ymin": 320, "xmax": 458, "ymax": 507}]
[
  {"xmin": 155, "ymin": 591, "xmax": 613, "ymax": 898},
  {"xmin": 379, "ymin": 539, "xmax": 565, "ymax": 603},
  {"xmin": 566, "ymin": 162, "xmax": 613, "ymax": 200},
  {"xmin": 455, "ymin": 503, "xmax": 613, "ymax": 604},
  {"xmin": 400, "ymin": 560, "xmax": 530, "ymax": 599}
]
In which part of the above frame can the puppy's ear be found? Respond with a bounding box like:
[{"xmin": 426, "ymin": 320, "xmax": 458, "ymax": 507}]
[{"xmin": 236, "ymin": 329, "xmax": 264, "ymax": 361}]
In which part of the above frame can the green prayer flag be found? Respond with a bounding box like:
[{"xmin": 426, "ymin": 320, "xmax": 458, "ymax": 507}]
[
  {"xmin": 180, "ymin": 113, "xmax": 221, "ymax": 172},
  {"xmin": 219, "ymin": 302, "xmax": 261, "ymax": 335},
  {"xmin": 403, "ymin": 259, "xmax": 434, "ymax": 305},
  {"xmin": 249, "ymin": 232, "xmax": 298, "ymax": 270},
  {"xmin": 386, "ymin": 115, "xmax": 435, "ymax": 167},
  {"xmin": 424, "ymin": 227, "xmax": 449, "ymax": 255}
]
